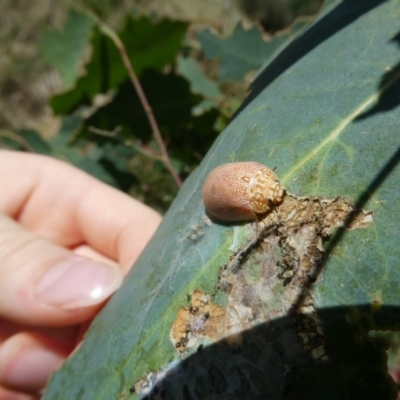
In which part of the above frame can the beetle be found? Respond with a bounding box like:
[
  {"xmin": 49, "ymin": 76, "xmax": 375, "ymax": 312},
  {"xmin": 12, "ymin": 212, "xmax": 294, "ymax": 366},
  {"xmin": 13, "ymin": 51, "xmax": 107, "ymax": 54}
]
[{"xmin": 202, "ymin": 162, "xmax": 285, "ymax": 222}]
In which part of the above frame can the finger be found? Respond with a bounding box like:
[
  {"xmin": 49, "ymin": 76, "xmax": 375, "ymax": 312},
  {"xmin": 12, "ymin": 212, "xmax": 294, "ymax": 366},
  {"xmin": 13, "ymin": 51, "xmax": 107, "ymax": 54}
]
[
  {"xmin": 0, "ymin": 318, "xmax": 80, "ymax": 346},
  {"xmin": 0, "ymin": 150, "xmax": 162, "ymax": 270},
  {"xmin": 72, "ymin": 244, "xmax": 118, "ymax": 265},
  {"xmin": 0, "ymin": 333, "xmax": 71, "ymax": 395},
  {"xmin": 0, "ymin": 214, "xmax": 122, "ymax": 325},
  {"xmin": 0, "ymin": 387, "xmax": 37, "ymax": 400}
]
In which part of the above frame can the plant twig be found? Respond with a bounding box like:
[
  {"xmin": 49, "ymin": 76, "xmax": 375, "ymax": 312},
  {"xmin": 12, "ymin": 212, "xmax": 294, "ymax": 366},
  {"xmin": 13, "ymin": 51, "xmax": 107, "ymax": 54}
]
[
  {"xmin": 88, "ymin": 125, "xmax": 165, "ymax": 162},
  {"xmin": 88, "ymin": 125, "xmax": 121, "ymax": 137},
  {"xmin": 93, "ymin": 16, "xmax": 183, "ymax": 187},
  {"xmin": 129, "ymin": 141, "xmax": 165, "ymax": 162}
]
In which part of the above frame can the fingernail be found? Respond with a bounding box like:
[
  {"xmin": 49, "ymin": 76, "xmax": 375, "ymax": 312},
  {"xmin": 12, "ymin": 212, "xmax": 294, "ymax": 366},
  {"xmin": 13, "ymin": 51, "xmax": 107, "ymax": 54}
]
[{"xmin": 35, "ymin": 257, "xmax": 123, "ymax": 309}]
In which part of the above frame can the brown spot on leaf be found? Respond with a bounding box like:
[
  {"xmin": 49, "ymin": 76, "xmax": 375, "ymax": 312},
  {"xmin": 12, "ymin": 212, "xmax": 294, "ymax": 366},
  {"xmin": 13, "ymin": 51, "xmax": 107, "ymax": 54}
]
[{"xmin": 170, "ymin": 289, "xmax": 226, "ymax": 353}]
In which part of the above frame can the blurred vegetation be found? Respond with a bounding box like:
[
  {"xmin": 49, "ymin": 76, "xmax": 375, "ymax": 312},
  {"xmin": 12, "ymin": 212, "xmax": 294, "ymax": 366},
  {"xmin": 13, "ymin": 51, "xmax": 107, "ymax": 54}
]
[{"xmin": 0, "ymin": 0, "xmax": 325, "ymax": 213}]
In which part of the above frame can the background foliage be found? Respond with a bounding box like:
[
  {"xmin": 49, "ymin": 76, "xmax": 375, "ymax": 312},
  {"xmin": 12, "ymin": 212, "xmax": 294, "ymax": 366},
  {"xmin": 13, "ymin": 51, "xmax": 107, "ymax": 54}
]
[{"xmin": 0, "ymin": 0, "xmax": 323, "ymax": 212}]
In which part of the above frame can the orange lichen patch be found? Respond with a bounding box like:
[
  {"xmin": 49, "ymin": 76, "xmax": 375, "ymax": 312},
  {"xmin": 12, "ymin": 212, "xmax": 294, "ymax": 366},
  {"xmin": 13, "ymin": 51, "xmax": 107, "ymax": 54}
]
[{"xmin": 170, "ymin": 289, "xmax": 226, "ymax": 354}]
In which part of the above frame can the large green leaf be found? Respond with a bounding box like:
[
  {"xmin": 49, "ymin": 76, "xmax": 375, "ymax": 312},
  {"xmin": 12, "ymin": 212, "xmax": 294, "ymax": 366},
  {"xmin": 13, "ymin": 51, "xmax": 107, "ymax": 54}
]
[{"xmin": 44, "ymin": 1, "xmax": 400, "ymax": 399}]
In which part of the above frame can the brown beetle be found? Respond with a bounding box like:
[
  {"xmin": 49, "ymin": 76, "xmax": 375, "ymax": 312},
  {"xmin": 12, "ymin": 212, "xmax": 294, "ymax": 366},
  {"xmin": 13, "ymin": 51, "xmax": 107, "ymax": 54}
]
[{"xmin": 202, "ymin": 162, "xmax": 285, "ymax": 222}]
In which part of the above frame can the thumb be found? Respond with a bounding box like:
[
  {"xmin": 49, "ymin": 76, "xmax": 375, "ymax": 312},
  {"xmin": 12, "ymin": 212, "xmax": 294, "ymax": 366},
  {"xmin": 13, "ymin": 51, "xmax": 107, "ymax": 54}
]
[{"xmin": 0, "ymin": 214, "xmax": 123, "ymax": 326}]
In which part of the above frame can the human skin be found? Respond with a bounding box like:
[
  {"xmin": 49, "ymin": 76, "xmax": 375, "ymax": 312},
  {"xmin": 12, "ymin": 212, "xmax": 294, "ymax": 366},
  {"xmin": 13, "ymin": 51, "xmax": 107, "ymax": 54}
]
[{"xmin": 0, "ymin": 150, "xmax": 162, "ymax": 400}]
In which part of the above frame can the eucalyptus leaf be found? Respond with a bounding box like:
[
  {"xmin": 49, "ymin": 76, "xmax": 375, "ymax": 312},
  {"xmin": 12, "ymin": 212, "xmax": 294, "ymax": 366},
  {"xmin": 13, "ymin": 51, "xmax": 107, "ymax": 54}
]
[{"xmin": 44, "ymin": 1, "xmax": 400, "ymax": 399}]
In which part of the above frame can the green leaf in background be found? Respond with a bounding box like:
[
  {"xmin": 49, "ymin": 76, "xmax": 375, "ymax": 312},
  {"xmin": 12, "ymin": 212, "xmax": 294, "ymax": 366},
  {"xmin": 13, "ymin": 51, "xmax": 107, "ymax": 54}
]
[
  {"xmin": 196, "ymin": 20, "xmax": 308, "ymax": 82},
  {"xmin": 39, "ymin": 9, "xmax": 94, "ymax": 88},
  {"xmin": 177, "ymin": 56, "xmax": 221, "ymax": 100},
  {"xmin": 177, "ymin": 55, "xmax": 221, "ymax": 114},
  {"xmin": 83, "ymin": 69, "xmax": 220, "ymax": 171},
  {"xmin": 74, "ymin": 157, "xmax": 117, "ymax": 186},
  {"xmin": 84, "ymin": 69, "xmax": 202, "ymax": 146},
  {"xmin": 44, "ymin": 1, "xmax": 400, "ymax": 399},
  {"xmin": 53, "ymin": 115, "xmax": 122, "ymax": 187},
  {"xmin": 15, "ymin": 129, "xmax": 52, "ymax": 154},
  {"xmin": 49, "ymin": 26, "xmax": 109, "ymax": 115},
  {"xmin": 118, "ymin": 17, "xmax": 188, "ymax": 78},
  {"xmin": 50, "ymin": 16, "xmax": 188, "ymax": 114}
]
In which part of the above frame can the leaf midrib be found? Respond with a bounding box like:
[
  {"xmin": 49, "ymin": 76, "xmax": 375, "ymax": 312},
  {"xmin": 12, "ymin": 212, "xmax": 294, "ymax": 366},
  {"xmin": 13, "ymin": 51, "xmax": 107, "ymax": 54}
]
[{"xmin": 282, "ymin": 69, "xmax": 400, "ymax": 184}]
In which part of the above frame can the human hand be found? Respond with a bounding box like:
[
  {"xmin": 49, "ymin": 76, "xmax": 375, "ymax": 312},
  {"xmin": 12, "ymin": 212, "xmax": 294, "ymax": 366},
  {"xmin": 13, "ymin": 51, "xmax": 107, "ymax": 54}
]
[{"xmin": 0, "ymin": 150, "xmax": 162, "ymax": 400}]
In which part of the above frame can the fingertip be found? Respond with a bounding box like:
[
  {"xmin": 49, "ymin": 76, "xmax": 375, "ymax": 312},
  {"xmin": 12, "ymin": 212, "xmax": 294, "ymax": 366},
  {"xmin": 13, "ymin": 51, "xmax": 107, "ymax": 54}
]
[
  {"xmin": 0, "ymin": 333, "xmax": 71, "ymax": 395},
  {"xmin": 0, "ymin": 387, "xmax": 37, "ymax": 400},
  {"xmin": 0, "ymin": 214, "xmax": 123, "ymax": 324}
]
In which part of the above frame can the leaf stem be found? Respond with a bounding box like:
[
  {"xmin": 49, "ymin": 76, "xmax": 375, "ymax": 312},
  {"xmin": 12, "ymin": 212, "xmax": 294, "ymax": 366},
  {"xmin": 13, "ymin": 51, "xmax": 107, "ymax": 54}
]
[
  {"xmin": 129, "ymin": 141, "xmax": 165, "ymax": 162},
  {"xmin": 94, "ymin": 17, "xmax": 183, "ymax": 187},
  {"xmin": 0, "ymin": 129, "xmax": 34, "ymax": 152}
]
